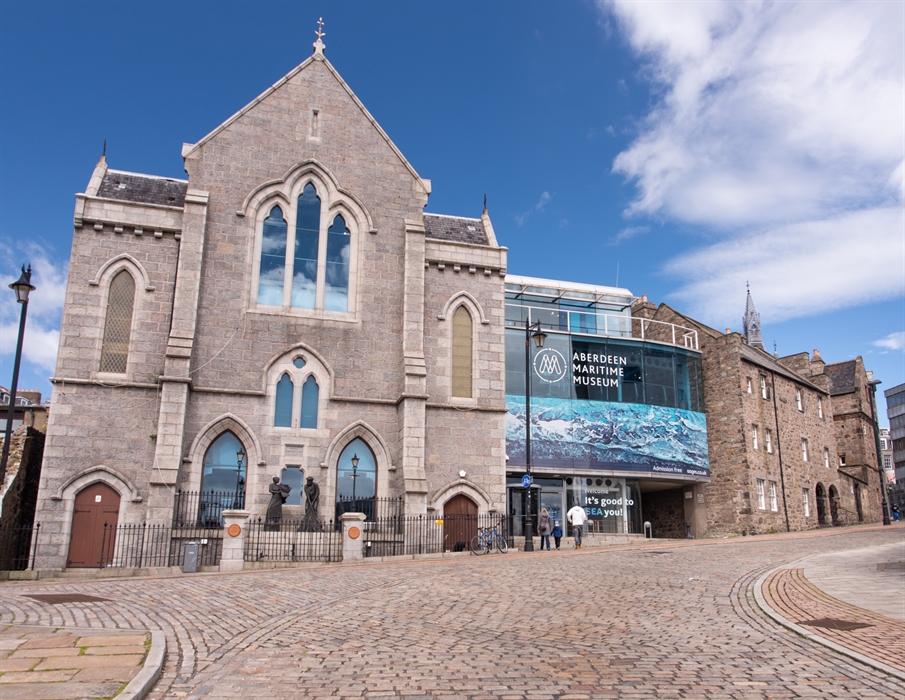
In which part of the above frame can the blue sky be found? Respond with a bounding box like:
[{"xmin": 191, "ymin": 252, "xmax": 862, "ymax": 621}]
[{"xmin": 1, "ymin": 1, "xmax": 902, "ymax": 423}]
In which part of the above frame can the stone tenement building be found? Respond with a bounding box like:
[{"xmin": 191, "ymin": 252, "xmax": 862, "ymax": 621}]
[
  {"xmin": 34, "ymin": 36, "xmax": 508, "ymax": 569},
  {"xmin": 633, "ymin": 293, "xmax": 883, "ymax": 536}
]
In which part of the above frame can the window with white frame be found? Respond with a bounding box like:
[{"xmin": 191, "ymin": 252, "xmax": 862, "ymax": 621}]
[
  {"xmin": 817, "ymin": 397, "xmax": 823, "ymax": 419},
  {"xmin": 802, "ymin": 489, "xmax": 810, "ymax": 517},
  {"xmin": 752, "ymin": 425, "xmax": 759, "ymax": 450},
  {"xmin": 769, "ymin": 482, "xmax": 778, "ymax": 511},
  {"xmin": 796, "ymin": 389, "xmax": 803, "ymax": 411},
  {"xmin": 760, "ymin": 375, "xmax": 769, "ymax": 399},
  {"xmin": 801, "ymin": 438, "xmax": 809, "ymax": 462},
  {"xmin": 765, "ymin": 429, "xmax": 773, "ymax": 454},
  {"xmin": 823, "ymin": 447, "xmax": 830, "ymax": 468},
  {"xmin": 256, "ymin": 182, "xmax": 353, "ymax": 313},
  {"xmin": 839, "ymin": 453, "xmax": 846, "ymax": 466},
  {"xmin": 746, "ymin": 377, "xmax": 752, "ymax": 393},
  {"xmin": 756, "ymin": 479, "xmax": 766, "ymax": 509}
]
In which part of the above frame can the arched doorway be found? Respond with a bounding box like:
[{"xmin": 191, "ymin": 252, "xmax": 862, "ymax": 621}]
[
  {"xmin": 815, "ymin": 483, "xmax": 828, "ymax": 526},
  {"xmin": 67, "ymin": 483, "xmax": 121, "ymax": 568},
  {"xmin": 199, "ymin": 431, "xmax": 247, "ymax": 526},
  {"xmin": 854, "ymin": 484, "xmax": 864, "ymax": 522},
  {"xmin": 335, "ymin": 438, "xmax": 377, "ymax": 520},
  {"xmin": 828, "ymin": 485, "xmax": 840, "ymax": 525},
  {"xmin": 443, "ymin": 494, "xmax": 478, "ymax": 552}
]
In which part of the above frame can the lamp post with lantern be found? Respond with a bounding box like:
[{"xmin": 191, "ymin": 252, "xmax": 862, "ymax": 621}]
[
  {"xmin": 0, "ymin": 266, "xmax": 36, "ymax": 490},
  {"xmin": 350, "ymin": 453, "xmax": 360, "ymax": 509},
  {"xmin": 234, "ymin": 448, "xmax": 246, "ymax": 510},
  {"xmin": 523, "ymin": 318, "xmax": 547, "ymax": 552}
]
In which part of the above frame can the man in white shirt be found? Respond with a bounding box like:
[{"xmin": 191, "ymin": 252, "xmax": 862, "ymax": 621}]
[{"xmin": 567, "ymin": 504, "xmax": 587, "ymax": 549}]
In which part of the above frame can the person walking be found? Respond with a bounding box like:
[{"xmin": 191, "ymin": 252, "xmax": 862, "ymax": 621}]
[
  {"xmin": 567, "ymin": 503, "xmax": 587, "ymax": 549},
  {"xmin": 551, "ymin": 520, "xmax": 563, "ymax": 550},
  {"xmin": 537, "ymin": 507, "xmax": 552, "ymax": 550}
]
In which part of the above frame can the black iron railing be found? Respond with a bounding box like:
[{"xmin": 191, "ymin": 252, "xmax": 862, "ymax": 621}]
[
  {"xmin": 244, "ymin": 519, "xmax": 341, "ymax": 563},
  {"xmin": 335, "ymin": 496, "xmax": 403, "ymax": 524},
  {"xmin": 172, "ymin": 490, "xmax": 245, "ymax": 528},
  {"xmin": 362, "ymin": 514, "xmax": 509, "ymax": 557},
  {"xmin": 0, "ymin": 523, "xmax": 39, "ymax": 571},
  {"xmin": 98, "ymin": 523, "xmax": 222, "ymax": 569}
]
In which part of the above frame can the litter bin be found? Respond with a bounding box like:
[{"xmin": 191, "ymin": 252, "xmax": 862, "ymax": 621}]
[{"xmin": 183, "ymin": 541, "xmax": 199, "ymax": 573}]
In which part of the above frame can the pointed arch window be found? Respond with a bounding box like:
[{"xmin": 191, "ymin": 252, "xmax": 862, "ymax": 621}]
[
  {"xmin": 256, "ymin": 183, "xmax": 354, "ymax": 313},
  {"xmin": 274, "ymin": 374, "xmax": 293, "ymax": 427},
  {"xmin": 100, "ymin": 269, "xmax": 136, "ymax": 373},
  {"xmin": 200, "ymin": 432, "xmax": 247, "ymax": 518},
  {"xmin": 300, "ymin": 375, "xmax": 319, "ymax": 429},
  {"xmin": 336, "ymin": 438, "xmax": 376, "ymax": 519},
  {"xmin": 452, "ymin": 306, "xmax": 473, "ymax": 398},
  {"xmin": 258, "ymin": 206, "xmax": 288, "ymax": 305}
]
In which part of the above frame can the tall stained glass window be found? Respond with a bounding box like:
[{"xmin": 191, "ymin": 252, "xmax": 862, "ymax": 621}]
[
  {"xmin": 324, "ymin": 214, "xmax": 350, "ymax": 312},
  {"xmin": 274, "ymin": 373, "xmax": 293, "ymax": 427},
  {"xmin": 301, "ymin": 375, "xmax": 319, "ymax": 429},
  {"xmin": 293, "ymin": 185, "xmax": 320, "ymax": 309},
  {"xmin": 258, "ymin": 206, "xmax": 287, "ymax": 305}
]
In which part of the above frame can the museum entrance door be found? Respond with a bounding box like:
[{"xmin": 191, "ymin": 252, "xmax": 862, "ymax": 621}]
[{"xmin": 67, "ymin": 483, "xmax": 121, "ymax": 568}]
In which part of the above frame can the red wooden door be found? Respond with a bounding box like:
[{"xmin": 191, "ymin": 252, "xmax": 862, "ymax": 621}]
[
  {"xmin": 67, "ymin": 483, "xmax": 121, "ymax": 567},
  {"xmin": 444, "ymin": 494, "xmax": 478, "ymax": 552}
]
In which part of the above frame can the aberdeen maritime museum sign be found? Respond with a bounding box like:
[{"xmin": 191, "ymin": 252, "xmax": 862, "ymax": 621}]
[{"xmin": 506, "ymin": 333, "xmax": 710, "ymax": 478}]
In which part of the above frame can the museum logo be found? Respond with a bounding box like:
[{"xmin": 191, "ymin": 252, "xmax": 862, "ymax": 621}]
[{"xmin": 533, "ymin": 348, "xmax": 567, "ymax": 383}]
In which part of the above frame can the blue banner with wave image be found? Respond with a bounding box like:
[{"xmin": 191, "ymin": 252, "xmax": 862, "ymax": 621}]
[{"xmin": 506, "ymin": 396, "xmax": 709, "ymax": 477}]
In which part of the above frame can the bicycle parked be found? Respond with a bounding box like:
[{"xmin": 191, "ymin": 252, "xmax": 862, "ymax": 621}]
[{"xmin": 471, "ymin": 523, "xmax": 508, "ymax": 555}]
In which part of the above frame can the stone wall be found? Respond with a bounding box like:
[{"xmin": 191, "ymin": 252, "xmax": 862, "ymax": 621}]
[{"xmin": 642, "ymin": 488, "xmax": 686, "ymax": 538}]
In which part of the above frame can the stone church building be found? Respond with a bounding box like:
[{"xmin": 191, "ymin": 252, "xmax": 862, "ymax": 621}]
[{"xmin": 34, "ymin": 36, "xmax": 508, "ymax": 568}]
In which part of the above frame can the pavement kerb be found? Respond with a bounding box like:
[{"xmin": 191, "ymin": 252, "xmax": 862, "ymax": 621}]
[
  {"xmin": 115, "ymin": 629, "xmax": 166, "ymax": 700},
  {"xmin": 752, "ymin": 555, "xmax": 905, "ymax": 683}
]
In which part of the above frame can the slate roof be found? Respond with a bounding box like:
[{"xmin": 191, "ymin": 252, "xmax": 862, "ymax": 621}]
[
  {"xmin": 97, "ymin": 170, "xmax": 188, "ymax": 207},
  {"xmin": 738, "ymin": 344, "xmax": 825, "ymax": 393},
  {"xmin": 423, "ymin": 214, "xmax": 488, "ymax": 245},
  {"xmin": 824, "ymin": 360, "xmax": 857, "ymax": 396}
]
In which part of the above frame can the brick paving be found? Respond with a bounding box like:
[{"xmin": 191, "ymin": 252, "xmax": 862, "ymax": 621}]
[
  {"xmin": 0, "ymin": 526, "xmax": 903, "ymax": 699},
  {"xmin": 761, "ymin": 567, "xmax": 905, "ymax": 673}
]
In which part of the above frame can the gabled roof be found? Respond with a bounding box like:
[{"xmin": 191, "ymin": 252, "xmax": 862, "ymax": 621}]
[
  {"xmin": 824, "ymin": 360, "xmax": 857, "ymax": 396},
  {"xmin": 423, "ymin": 214, "xmax": 488, "ymax": 245},
  {"xmin": 738, "ymin": 344, "xmax": 826, "ymax": 394},
  {"xmin": 97, "ymin": 169, "xmax": 188, "ymax": 207},
  {"xmin": 181, "ymin": 54, "xmax": 430, "ymax": 195}
]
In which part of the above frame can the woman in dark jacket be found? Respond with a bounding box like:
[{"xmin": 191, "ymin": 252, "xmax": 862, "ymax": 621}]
[{"xmin": 537, "ymin": 507, "xmax": 552, "ymax": 550}]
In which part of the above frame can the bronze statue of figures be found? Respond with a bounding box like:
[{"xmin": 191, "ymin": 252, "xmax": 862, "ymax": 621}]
[
  {"xmin": 266, "ymin": 476, "xmax": 291, "ymax": 525},
  {"xmin": 302, "ymin": 476, "xmax": 320, "ymax": 531}
]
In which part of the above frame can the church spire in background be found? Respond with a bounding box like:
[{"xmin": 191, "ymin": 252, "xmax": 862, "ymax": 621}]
[{"xmin": 743, "ymin": 283, "xmax": 764, "ymax": 350}]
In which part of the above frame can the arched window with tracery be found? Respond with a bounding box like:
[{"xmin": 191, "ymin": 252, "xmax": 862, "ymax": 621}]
[
  {"xmin": 100, "ymin": 269, "xmax": 136, "ymax": 373},
  {"xmin": 451, "ymin": 305, "xmax": 473, "ymax": 398},
  {"xmin": 254, "ymin": 181, "xmax": 355, "ymax": 313}
]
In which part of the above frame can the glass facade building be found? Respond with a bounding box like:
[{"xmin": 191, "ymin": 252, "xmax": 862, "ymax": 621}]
[{"xmin": 504, "ymin": 276, "xmax": 710, "ymax": 535}]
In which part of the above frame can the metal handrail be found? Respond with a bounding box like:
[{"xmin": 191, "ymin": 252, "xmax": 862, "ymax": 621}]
[{"xmin": 505, "ymin": 304, "xmax": 699, "ymax": 351}]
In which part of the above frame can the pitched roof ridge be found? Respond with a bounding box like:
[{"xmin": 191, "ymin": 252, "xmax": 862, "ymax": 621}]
[
  {"xmin": 655, "ymin": 303, "xmax": 722, "ymax": 339},
  {"xmin": 106, "ymin": 169, "xmax": 188, "ymax": 183},
  {"xmin": 424, "ymin": 213, "xmax": 481, "ymax": 222}
]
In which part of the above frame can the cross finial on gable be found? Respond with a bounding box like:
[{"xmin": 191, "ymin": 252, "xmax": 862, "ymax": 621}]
[{"xmin": 313, "ymin": 17, "xmax": 326, "ymax": 56}]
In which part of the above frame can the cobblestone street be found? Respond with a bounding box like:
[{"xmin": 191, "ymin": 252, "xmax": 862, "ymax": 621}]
[{"xmin": 2, "ymin": 526, "xmax": 903, "ymax": 699}]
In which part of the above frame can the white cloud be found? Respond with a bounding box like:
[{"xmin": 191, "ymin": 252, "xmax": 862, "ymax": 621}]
[
  {"xmin": 608, "ymin": 225, "xmax": 649, "ymax": 246},
  {"xmin": 874, "ymin": 331, "xmax": 905, "ymax": 352},
  {"xmin": 602, "ymin": 0, "xmax": 905, "ymax": 324},
  {"xmin": 0, "ymin": 244, "xmax": 68, "ymax": 374},
  {"xmin": 515, "ymin": 191, "xmax": 553, "ymax": 226}
]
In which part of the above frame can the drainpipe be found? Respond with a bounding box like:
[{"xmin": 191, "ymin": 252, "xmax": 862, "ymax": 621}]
[{"xmin": 770, "ymin": 371, "xmax": 791, "ymax": 532}]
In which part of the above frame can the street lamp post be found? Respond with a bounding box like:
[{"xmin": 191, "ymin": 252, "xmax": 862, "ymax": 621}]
[
  {"xmin": 523, "ymin": 318, "xmax": 547, "ymax": 553},
  {"xmin": 235, "ymin": 449, "xmax": 246, "ymax": 510},
  {"xmin": 350, "ymin": 453, "xmax": 360, "ymax": 509},
  {"xmin": 867, "ymin": 379, "xmax": 891, "ymax": 526},
  {"xmin": 0, "ymin": 266, "xmax": 36, "ymax": 490}
]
